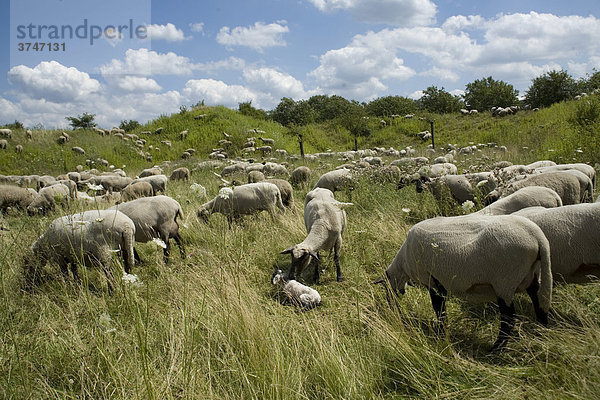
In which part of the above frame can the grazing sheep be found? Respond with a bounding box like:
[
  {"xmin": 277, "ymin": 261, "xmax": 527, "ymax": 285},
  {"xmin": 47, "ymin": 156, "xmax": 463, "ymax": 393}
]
[
  {"xmin": 131, "ymin": 175, "xmax": 167, "ymax": 194},
  {"xmin": 534, "ymin": 163, "xmax": 596, "ymax": 189},
  {"xmin": 257, "ymin": 145, "xmax": 272, "ymax": 156},
  {"xmin": 418, "ymin": 163, "xmax": 458, "ymax": 179},
  {"xmin": 247, "ymin": 170, "xmax": 265, "ymax": 183},
  {"xmin": 109, "ymin": 195, "xmax": 185, "ymax": 264},
  {"xmin": 271, "ymin": 269, "xmax": 321, "ymax": 310},
  {"xmin": 181, "ymin": 151, "xmax": 191, "ymax": 159},
  {"xmin": 121, "ymin": 181, "xmax": 154, "ymax": 202},
  {"xmin": 266, "ymin": 179, "xmax": 294, "ymax": 210},
  {"xmin": 26, "ymin": 183, "xmax": 70, "ymax": 215},
  {"xmin": 197, "ymin": 182, "xmax": 285, "ymax": 225},
  {"xmin": 376, "ymin": 214, "xmax": 552, "ymax": 351},
  {"xmin": 0, "ymin": 139, "xmax": 7, "ymax": 149},
  {"xmin": 179, "ymin": 130, "xmax": 188, "ymax": 140},
  {"xmin": 475, "ymin": 186, "xmax": 563, "ymax": 215},
  {"xmin": 169, "ymin": 167, "xmax": 190, "ymax": 181},
  {"xmin": 98, "ymin": 176, "xmax": 133, "ymax": 193},
  {"xmin": 313, "ymin": 168, "xmax": 354, "ymax": 193},
  {"xmin": 259, "ymin": 137, "xmax": 275, "ymax": 145},
  {"xmin": 139, "ymin": 167, "xmax": 161, "ymax": 178},
  {"xmin": 24, "ymin": 209, "xmax": 136, "ymax": 290},
  {"xmin": 0, "ymin": 185, "xmax": 35, "ymax": 212},
  {"xmin": 513, "ymin": 203, "xmax": 600, "ymax": 283},
  {"xmin": 15, "ymin": 144, "xmax": 23, "ymax": 153},
  {"xmin": 263, "ymin": 162, "xmax": 289, "ymax": 177},
  {"xmin": 418, "ymin": 175, "xmax": 474, "ymax": 205},
  {"xmin": 67, "ymin": 172, "xmax": 81, "ymax": 183},
  {"xmin": 487, "ymin": 172, "xmax": 582, "ymax": 206},
  {"xmin": 0, "ymin": 129, "xmax": 12, "ymax": 138},
  {"xmin": 72, "ymin": 146, "xmax": 85, "ymax": 155},
  {"xmin": 290, "ymin": 166, "xmax": 311, "ymax": 187},
  {"xmin": 281, "ymin": 188, "xmax": 351, "ymax": 283}
]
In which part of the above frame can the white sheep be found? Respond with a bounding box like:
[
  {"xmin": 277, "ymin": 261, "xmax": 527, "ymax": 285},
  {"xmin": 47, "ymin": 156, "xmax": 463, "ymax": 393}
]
[
  {"xmin": 0, "ymin": 185, "xmax": 35, "ymax": 212},
  {"xmin": 0, "ymin": 139, "xmax": 7, "ymax": 149},
  {"xmin": 281, "ymin": 188, "xmax": 352, "ymax": 283},
  {"xmin": 121, "ymin": 181, "xmax": 154, "ymax": 201},
  {"xmin": 375, "ymin": 214, "xmax": 552, "ymax": 351},
  {"xmin": 72, "ymin": 146, "xmax": 85, "ymax": 155},
  {"xmin": 475, "ymin": 186, "xmax": 563, "ymax": 215},
  {"xmin": 131, "ymin": 174, "xmax": 167, "ymax": 194},
  {"xmin": 513, "ymin": 203, "xmax": 600, "ymax": 283},
  {"xmin": 169, "ymin": 167, "xmax": 190, "ymax": 181},
  {"xmin": 271, "ymin": 269, "xmax": 321, "ymax": 310},
  {"xmin": 0, "ymin": 129, "xmax": 12, "ymax": 138},
  {"xmin": 109, "ymin": 195, "xmax": 185, "ymax": 264},
  {"xmin": 290, "ymin": 166, "xmax": 311, "ymax": 187},
  {"xmin": 24, "ymin": 209, "xmax": 136, "ymax": 291},
  {"xmin": 313, "ymin": 168, "xmax": 354, "ymax": 193},
  {"xmin": 197, "ymin": 182, "xmax": 285, "ymax": 225},
  {"xmin": 26, "ymin": 183, "xmax": 70, "ymax": 215}
]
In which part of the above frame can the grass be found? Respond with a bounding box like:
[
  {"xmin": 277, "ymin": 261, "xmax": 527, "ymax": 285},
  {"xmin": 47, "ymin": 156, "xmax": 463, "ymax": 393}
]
[{"xmin": 2, "ymin": 97, "xmax": 600, "ymax": 398}]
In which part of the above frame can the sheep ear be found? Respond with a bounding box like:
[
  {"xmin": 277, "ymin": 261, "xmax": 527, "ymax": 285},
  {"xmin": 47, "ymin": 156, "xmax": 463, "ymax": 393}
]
[
  {"xmin": 373, "ymin": 276, "xmax": 386, "ymax": 285},
  {"xmin": 309, "ymin": 251, "xmax": 319, "ymax": 260},
  {"xmin": 280, "ymin": 246, "xmax": 294, "ymax": 255}
]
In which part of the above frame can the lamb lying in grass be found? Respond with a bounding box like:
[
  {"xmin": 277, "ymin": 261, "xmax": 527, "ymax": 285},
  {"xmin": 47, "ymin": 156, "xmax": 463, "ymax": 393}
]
[{"xmin": 271, "ymin": 269, "xmax": 321, "ymax": 310}]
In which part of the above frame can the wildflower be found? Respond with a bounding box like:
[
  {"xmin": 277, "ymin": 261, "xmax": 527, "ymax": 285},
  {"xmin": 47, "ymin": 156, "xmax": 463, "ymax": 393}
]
[
  {"xmin": 152, "ymin": 237, "xmax": 167, "ymax": 248},
  {"xmin": 401, "ymin": 208, "xmax": 411, "ymax": 214},
  {"xmin": 462, "ymin": 200, "xmax": 475, "ymax": 212}
]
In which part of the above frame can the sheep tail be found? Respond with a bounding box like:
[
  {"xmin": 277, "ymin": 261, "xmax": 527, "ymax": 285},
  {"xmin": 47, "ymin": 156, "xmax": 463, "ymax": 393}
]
[{"xmin": 537, "ymin": 236, "xmax": 553, "ymax": 313}]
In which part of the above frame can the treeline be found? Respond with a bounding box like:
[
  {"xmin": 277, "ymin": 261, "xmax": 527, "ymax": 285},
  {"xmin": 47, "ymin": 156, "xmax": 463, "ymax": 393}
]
[{"xmin": 239, "ymin": 69, "xmax": 600, "ymax": 127}]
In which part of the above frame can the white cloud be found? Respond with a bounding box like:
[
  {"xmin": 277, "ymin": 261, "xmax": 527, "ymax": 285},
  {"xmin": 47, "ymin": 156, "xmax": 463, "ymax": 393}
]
[
  {"xmin": 146, "ymin": 23, "xmax": 187, "ymax": 41},
  {"xmin": 190, "ymin": 22, "xmax": 205, "ymax": 33},
  {"xmin": 106, "ymin": 76, "xmax": 162, "ymax": 93},
  {"xmin": 309, "ymin": 0, "xmax": 437, "ymax": 26},
  {"xmin": 182, "ymin": 79, "xmax": 257, "ymax": 108},
  {"xmin": 216, "ymin": 21, "xmax": 289, "ymax": 52},
  {"xmin": 441, "ymin": 15, "xmax": 485, "ymax": 32},
  {"xmin": 408, "ymin": 90, "xmax": 423, "ymax": 100},
  {"xmin": 197, "ymin": 57, "xmax": 247, "ymax": 74},
  {"xmin": 419, "ymin": 67, "xmax": 460, "ymax": 81},
  {"xmin": 243, "ymin": 67, "xmax": 307, "ymax": 99},
  {"xmin": 7, "ymin": 61, "xmax": 101, "ymax": 103},
  {"xmin": 100, "ymin": 48, "xmax": 197, "ymax": 76},
  {"xmin": 450, "ymin": 89, "xmax": 465, "ymax": 97}
]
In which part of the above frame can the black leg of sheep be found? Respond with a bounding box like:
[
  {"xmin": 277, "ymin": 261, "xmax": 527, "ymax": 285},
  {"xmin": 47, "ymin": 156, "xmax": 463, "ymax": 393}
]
[
  {"xmin": 429, "ymin": 278, "xmax": 447, "ymax": 336},
  {"xmin": 491, "ymin": 299, "xmax": 516, "ymax": 352},
  {"xmin": 526, "ymin": 279, "xmax": 549, "ymax": 326}
]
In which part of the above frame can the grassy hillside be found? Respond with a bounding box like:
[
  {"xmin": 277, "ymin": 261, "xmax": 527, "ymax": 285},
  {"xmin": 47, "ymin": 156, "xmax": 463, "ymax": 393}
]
[{"xmin": 1, "ymin": 97, "xmax": 600, "ymax": 398}]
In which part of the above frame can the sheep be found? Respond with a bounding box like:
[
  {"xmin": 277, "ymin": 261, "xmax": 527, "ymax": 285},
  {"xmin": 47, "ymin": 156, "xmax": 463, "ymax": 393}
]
[
  {"xmin": 26, "ymin": 183, "xmax": 71, "ymax": 215},
  {"xmin": 290, "ymin": 166, "xmax": 311, "ymax": 187},
  {"xmin": 131, "ymin": 175, "xmax": 167, "ymax": 194},
  {"xmin": 0, "ymin": 140, "xmax": 7, "ymax": 149},
  {"xmin": 121, "ymin": 181, "xmax": 154, "ymax": 202},
  {"xmin": 197, "ymin": 182, "xmax": 285, "ymax": 225},
  {"xmin": 313, "ymin": 168, "xmax": 354, "ymax": 193},
  {"xmin": 418, "ymin": 163, "xmax": 457, "ymax": 179},
  {"xmin": 179, "ymin": 130, "xmax": 188, "ymax": 140},
  {"xmin": 247, "ymin": 170, "xmax": 265, "ymax": 183},
  {"xmin": 169, "ymin": 167, "xmax": 190, "ymax": 181},
  {"xmin": 257, "ymin": 145, "xmax": 272, "ymax": 155},
  {"xmin": 263, "ymin": 162, "xmax": 289, "ymax": 177},
  {"xmin": 271, "ymin": 269, "xmax": 321, "ymax": 310},
  {"xmin": 513, "ymin": 203, "xmax": 600, "ymax": 283},
  {"xmin": 15, "ymin": 144, "xmax": 23, "ymax": 153},
  {"xmin": 139, "ymin": 168, "xmax": 161, "ymax": 178},
  {"xmin": 109, "ymin": 195, "xmax": 185, "ymax": 264},
  {"xmin": 181, "ymin": 151, "xmax": 191, "ymax": 159},
  {"xmin": 533, "ymin": 163, "xmax": 596, "ymax": 188},
  {"xmin": 487, "ymin": 172, "xmax": 582, "ymax": 206},
  {"xmin": 0, "ymin": 185, "xmax": 35, "ymax": 212},
  {"xmin": 265, "ymin": 179, "xmax": 294, "ymax": 210},
  {"xmin": 281, "ymin": 188, "xmax": 351, "ymax": 283},
  {"xmin": 154, "ymin": 127, "xmax": 164, "ymax": 135},
  {"xmin": 72, "ymin": 146, "xmax": 85, "ymax": 155},
  {"xmin": 475, "ymin": 186, "xmax": 563, "ymax": 215},
  {"xmin": 259, "ymin": 137, "xmax": 275, "ymax": 145},
  {"xmin": 24, "ymin": 209, "xmax": 136, "ymax": 291},
  {"xmin": 417, "ymin": 175, "xmax": 474, "ymax": 205},
  {"xmin": 67, "ymin": 172, "xmax": 81, "ymax": 183},
  {"xmin": 375, "ymin": 214, "xmax": 552, "ymax": 351},
  {"xmin": 0, "ymin": 129, "xmax": 12, "ymax": 138},
  {"xmin": 98, "ymin": 176, "xmax": 133, "ymax": 193}
]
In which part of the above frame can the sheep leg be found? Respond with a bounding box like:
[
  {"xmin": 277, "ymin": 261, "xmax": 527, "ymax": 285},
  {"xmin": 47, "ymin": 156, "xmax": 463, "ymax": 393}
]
[
  {"xmin": 526, "ymin": 279, "xmax": 548, "ymax": 326},
  {"xmin": 162, "ymin": 235, "xmax": 171, "ymax": 265},
  {"xmin": 429, "ymin": 278, "xmax": 447, "ymax": 336},
  {"xmin": 133, "ymin": 247, "xmax": 144, "ymax": 264},
  {"xmin": 312, "ymin": 254, "xmax": 320, "ymax": 284},
  {"xmin": 491, "ymin": 298, "xmax": 515, "ymax": 352},
  {"xmin": 334, "ymin": 243, "xmax": 344, "ymax": 282},
  {"xmin": 173, "ymin": 233, "xmax": 185, "ymax": 258}
]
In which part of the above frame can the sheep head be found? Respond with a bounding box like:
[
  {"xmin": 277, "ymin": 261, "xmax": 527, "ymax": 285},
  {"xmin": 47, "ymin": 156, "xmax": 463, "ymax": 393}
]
[
  {"xmin": 280, "ymin": 245, "xmax": 318, "ymax": 280},
  {"xmin": 197, "ymin": 207, "xmax": 210, "ymax": 224}
]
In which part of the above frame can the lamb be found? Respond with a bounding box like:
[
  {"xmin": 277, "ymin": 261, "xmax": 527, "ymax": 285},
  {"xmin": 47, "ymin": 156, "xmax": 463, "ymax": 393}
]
[
  {"xmin": 271, "ymin": 269, "xmax": 321, "ymax": 310},
  {"xmin": 26, "ymin": 183, "xmax": 71, "ymax": 215},
  {"xmin": 247, "ymin": 170, "xmax": 265, "ymax": 183},
  {"xmin": 197, "ymin": 182, "xmax": 285, "ymax": 225},
  {"xmin": 131, "ymin": 175, "xmax": 167, "ymax": 194},
  {"xmin": 475, "ymin": 186, "xmax": 563, "ymax": 215},
  {"xmin": 0, "ymin": 185, "xmax": 35, "ymax": 212},
  {"xmin": 375, "ymin": 214, "xmax": 552, "ymax": 351},
  {"xmin": 121, "ymin": 181, "xmax": 154, "ymax": 202},
  {"xmin": 24, "ymin": 209, "xmax": 136, "ymax": 291},
  {"xmin": 513, "ymin": 203, "xmax": 600, "ymax": 283},
  {"xmin": 290, "ymin": 166, "xmax": 311, "ymax": 187},
  {"xmin": 313, "ymin": 168, "xmax": 354, "ymax": 193},
  {"xmin": 169, "ymin": 167, "xmax": 190, "ymax": 181},
  {"xmin": 486, "ymin": 171, "xmax": 582, "ymax": 206},
  {"xmin": 281, "ymin": 188, "xmax": 351, "ymax": 283},
  {"xmin": 109, "ymin": 195, "xmax": 185, "ymax": 264}
]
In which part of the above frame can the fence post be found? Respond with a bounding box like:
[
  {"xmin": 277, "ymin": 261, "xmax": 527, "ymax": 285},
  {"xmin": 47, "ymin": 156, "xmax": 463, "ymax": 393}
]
[
  {"xmin": 299, "ymin": 133, "xmax": 304, "ymax": 159},
  {"xmin": 430, "ymin": 120, "xmax": 435, "ymax": 150}
]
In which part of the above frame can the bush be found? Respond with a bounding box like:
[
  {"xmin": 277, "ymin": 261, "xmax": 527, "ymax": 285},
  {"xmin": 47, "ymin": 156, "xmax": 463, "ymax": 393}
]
[
  {"xmin": 119, "ymin": 119, "xmax": 141, "ymax": 132},
  {"xmin": 525, "ymin": 70, "xmax": 578, "ymax": 108},
  {"xmin": 65, "ymin": 112, "xmax": 97, "ymax": 129},
  {"xmin": 463, "ymin": 76, "xmax": 518, "ymax": 111}
]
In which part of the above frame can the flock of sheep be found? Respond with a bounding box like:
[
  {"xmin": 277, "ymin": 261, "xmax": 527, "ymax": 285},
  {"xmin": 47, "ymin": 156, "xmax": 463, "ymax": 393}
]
[{"xmin": 1, "ymin": 124, "xmax": 599, "ymax": 352}]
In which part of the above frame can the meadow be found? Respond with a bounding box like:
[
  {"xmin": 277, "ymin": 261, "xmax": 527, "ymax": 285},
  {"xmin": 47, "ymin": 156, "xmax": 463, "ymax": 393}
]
[{"xmin": 1, "ymin": 97, "xmax": 600, "ymax": 399}]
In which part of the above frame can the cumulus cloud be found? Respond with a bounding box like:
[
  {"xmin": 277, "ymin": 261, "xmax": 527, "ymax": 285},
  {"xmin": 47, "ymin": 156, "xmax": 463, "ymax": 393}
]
[
  {"xmin": 182, "ymin": 79, "xmax": 257, "ymax": 108},
  {"xmin": 308, "ymin": 0, "xmax": 437, "ymax": 26},
  {"xmin": 243, "ymin": 67, "xmax": 308, "ymax": 99},
  {"xmin": 146, "ymin": 23, "xmax": 187, "ymax": 41},
  {"xmin": 196, "ymin": 57, "xmax": 247, "ymax": 74},
  {"xmin": 105, "ymin": 76, "xmax": 162, "ymax": 92},
  {"xmin": 216, "ymin": 21, "xmax": 289, "ymax": 52},
  {"xmin": 100, "ymin": 48, "xmax": 198, "ymax": 76},
  {"xmin": 190, "ymin": 22, "xmax": 205, "ymax": 33},
  {"xmin": 7, "ymin": 61, "xmax": 101, "ymax": 103}
]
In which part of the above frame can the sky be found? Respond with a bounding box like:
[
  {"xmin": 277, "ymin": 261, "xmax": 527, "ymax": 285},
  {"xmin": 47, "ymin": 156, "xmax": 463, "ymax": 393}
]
[{"xmin": 0, "ymin": 0, "xmax": 598, "ymax": 128}]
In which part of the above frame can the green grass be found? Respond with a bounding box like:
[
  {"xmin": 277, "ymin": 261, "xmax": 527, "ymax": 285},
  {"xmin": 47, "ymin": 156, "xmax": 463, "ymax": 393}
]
[{"xmin": 2, "ymin": 98, "xmax": 600, "ymax": 398}]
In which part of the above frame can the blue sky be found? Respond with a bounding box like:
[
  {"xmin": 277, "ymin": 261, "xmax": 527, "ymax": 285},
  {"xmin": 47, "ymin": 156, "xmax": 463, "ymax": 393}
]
[{"xmin": 1, "ymin": 0, "xmax": 598, "ymax": 127}]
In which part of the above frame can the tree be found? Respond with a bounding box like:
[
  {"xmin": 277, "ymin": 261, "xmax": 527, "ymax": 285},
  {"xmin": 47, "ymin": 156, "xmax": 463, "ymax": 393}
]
[
  {"xmin": 579, "ymin": 69, "xmax": 600, "ymax": 94},
  {"xmin": 119, "ymin": 119, "xmax": 141, "ymax": 132},
  {"xmin": 417, "ymin": 86, "xmax": 464, "ymax": 114},
  {"xmin": 4, "ymin": 120, "xmax": 24, "ymax": 130},
  {"xmin": 365, "ymin": 95, "xmax": 416, "ymax": 117},
  {"xmin": 463, "ymin": 76, "xmax": 518, "ymax": 111},
  {"xmin": 238, "ymin": 101, "xmax": 268, "ymax": 120},
  {"xmin": 525, "ymin": 70, "xmax": 578, "ymax": 108},
  {"xmin": 270, "ymin": 98, "xmax": 315, "ymax": 127},
  {"xmin": 65, "ymin": 112, "xmax": 97, "ymax": 129},
  {"xmin": 306, "ymin": 95, "xmax": 355, "ymax": 122}
]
